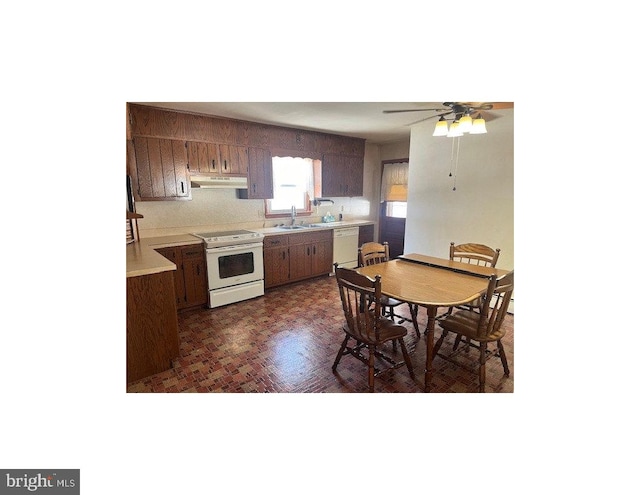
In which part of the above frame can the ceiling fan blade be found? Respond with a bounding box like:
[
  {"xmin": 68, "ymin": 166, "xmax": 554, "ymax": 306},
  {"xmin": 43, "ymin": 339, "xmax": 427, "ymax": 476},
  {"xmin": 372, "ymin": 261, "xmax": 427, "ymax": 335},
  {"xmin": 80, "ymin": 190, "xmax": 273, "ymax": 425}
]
[
  {"xmin": 471, "ymin": 110, "xmax": 501, "ymax": 122},
  {"xmin": 383, "ymin": 108, "xmax": 448, "ymax": 114},
  {"xmin": 407, "ymin": 111, "xmax": 453, "ymax": 126},
  {"xmin": 463, "ymin": 102, "xmax": 514, "ymax": 110}
]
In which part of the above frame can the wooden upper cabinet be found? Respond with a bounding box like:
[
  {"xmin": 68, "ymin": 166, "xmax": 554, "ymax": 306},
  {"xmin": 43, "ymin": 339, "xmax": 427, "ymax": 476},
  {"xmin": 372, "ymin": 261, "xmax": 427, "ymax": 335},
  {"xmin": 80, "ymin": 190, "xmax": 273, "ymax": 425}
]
[
  {"xmin": 129, "ymin": 137, "xmax": 191, "ymax": 201},
  {"xmin": 129, "ymin": 105, "xmax": 186, "ymax": 138},
  {"xmin": 247, "ymin": 147, "xmax": 273, "ymax": 199},
  {"xmin": 219, "ymin": 144, "xmax": 249, "ymax": 176},
  {"xmin": 187, "ymin": 141, "xmax": 220, "ymax": 174},
  {"xmin": 321, "ymin": 154, "xmax": 364, "ymax": 197}
]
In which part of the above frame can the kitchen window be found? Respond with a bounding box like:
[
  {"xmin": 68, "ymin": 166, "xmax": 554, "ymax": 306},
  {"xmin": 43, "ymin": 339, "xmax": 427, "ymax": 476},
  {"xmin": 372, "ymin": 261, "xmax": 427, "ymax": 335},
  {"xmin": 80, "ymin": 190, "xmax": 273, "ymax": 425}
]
[{"xmin": 265, "ymin": 156, "xmax": 320, "ymax": 217}]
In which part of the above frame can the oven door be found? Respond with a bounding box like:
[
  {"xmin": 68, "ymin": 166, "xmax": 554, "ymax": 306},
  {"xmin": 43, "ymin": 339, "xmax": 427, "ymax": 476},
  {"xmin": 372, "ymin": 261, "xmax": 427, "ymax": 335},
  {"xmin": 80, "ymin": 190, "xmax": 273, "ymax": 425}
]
[{"xmin": 205, "ymin": 242, "xmax": 264, "ymax": 290}]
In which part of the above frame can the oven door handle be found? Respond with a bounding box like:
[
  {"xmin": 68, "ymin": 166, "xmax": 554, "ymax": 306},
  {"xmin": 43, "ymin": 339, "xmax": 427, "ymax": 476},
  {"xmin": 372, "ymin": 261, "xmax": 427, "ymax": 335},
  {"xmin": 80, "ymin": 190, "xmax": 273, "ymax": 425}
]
[{"xmin": 206, "ymin": 242, "xmax": 264, "ymax": 254}]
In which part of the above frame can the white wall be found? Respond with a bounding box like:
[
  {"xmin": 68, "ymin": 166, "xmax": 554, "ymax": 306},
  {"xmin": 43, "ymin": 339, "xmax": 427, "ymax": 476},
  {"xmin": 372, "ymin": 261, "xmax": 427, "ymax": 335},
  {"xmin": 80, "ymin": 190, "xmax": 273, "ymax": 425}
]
[{"xmin": 404, "ymin": 110, "xmax": 514, "ymax": 270}]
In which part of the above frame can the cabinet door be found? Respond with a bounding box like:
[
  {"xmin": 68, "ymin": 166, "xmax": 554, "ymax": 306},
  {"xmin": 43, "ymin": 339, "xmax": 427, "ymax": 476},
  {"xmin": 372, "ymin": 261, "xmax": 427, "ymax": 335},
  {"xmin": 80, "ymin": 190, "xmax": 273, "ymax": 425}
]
[
  {"xmin": 289, "ymin": 243, "xmax": 311, "ymax": 281},
  {"xmin": 187, "ymin": 141, "xmax": 220, "ymax": 174},
  {"xmin": 219, "ymin": 144, "xmax": 249, "ymax": 176},
  {"xmin": 311, "ymin": 239, "xmax": 333, "ymax": 276},
  {"xmin": 154, "ymin": 247, "xmax": 185, "ymax": 307},
  {"xmin": 180, "ymin": 245, "xmax": 208, "ymax": 308},
  {"xmin": 247, "ymin": 147, "xmax": 273, "ymax": 199},
  {"xmin": 132, "ymin": 137, "xmax": 190, "ymax": 200},
  {"xmin": 264, "ymin": 247, "xmax": 290, "ymax": 288},
  {"xmin": 321, "ymin": 153, "xmax": 363, "ymax": 197}
]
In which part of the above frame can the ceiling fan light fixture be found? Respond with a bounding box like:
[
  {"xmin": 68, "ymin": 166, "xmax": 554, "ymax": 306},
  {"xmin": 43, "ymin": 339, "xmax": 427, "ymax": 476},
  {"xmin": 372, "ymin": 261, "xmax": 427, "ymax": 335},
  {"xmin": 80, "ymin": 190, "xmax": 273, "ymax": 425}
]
[
  {"xmin": 432, "ymin": 116, "xmax": 449, "ymax": 136},
  {"xmin": 470, "ymin": 115, "xmax": 487, "ymax": 134},
  {"xmin": 447, "ymin": 121, "xmax": 463, "ymax": 137},
  {"xmin": 458, "ymin": 113, "xmax": 473, "ymax": 133}
]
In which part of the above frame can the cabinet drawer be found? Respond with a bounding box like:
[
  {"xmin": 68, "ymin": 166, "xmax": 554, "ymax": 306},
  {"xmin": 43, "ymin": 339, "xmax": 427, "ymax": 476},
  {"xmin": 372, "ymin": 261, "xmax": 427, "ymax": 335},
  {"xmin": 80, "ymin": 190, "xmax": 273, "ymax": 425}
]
[
  {"xmin": 264, "ymin": 234, "xmax": 289, "ymax": 248},
  {"xmin": 291, "ymin": 230, "xmax": 332, "ymax": 245},
  {"xmin": 181, "ymin": 245, "xmax": 204, "ymax": 260}
]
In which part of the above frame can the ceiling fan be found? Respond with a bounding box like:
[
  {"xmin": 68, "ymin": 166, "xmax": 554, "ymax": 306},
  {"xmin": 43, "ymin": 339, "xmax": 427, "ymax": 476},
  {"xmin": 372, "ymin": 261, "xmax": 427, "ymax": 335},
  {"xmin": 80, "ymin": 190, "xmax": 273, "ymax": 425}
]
[{"xmin": 383, "ymin": 102, "xmax": 514, "ymax": 124}]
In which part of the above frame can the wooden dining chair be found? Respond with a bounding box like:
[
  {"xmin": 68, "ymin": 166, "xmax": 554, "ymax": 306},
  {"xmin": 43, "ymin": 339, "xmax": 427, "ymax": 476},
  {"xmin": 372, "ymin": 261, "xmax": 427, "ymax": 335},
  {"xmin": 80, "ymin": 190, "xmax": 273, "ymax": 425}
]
[
  {"xmin": 358, "ymin": 242, "xmax": 420, "ymax": 338},
  {"xmin": 445, "ymin": 242, "xmax": 502, "ymax": 348},
  {"xmin": 333, "ymin": 265, "xmax": 414, "ymax": 392},
  {"xmin": 450, "ymin": 242, "xmax": 500, "ymax": 268},
  {"xmin": 433, "ymin": 270, "xmax": 514, "ymax": 392}
]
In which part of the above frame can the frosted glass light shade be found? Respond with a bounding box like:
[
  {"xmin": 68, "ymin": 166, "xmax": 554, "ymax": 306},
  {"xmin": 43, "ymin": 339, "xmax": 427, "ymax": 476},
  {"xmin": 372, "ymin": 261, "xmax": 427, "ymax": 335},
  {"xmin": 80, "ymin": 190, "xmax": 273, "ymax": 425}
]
[
  {"xmin": 458, "ymin": 114, "xmax": 473, "ymax": 133},
  {"xmin": 447, "ymin": 121, "xmax": 463, "ymax": 137},
  {"xmin": 432, "ymin": 118, "xmax": 449, "ymax": 136},
  {"xmin": 470, "ymin": 117, "xmax": 487, "ymax": 134}
]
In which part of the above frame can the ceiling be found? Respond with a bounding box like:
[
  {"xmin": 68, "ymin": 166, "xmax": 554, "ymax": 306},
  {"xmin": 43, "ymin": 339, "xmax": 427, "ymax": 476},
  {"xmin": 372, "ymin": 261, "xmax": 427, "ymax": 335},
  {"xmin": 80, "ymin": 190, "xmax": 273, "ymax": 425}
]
[{"xmin": 135, "ymin": 102, "xmax": 448, "ymax": 145}]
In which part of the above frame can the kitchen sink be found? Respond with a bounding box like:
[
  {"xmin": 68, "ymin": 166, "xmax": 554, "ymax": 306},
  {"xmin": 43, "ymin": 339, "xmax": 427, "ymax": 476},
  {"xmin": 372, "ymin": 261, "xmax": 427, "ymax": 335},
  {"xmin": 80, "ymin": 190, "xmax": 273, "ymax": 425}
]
[{"xmin": 278, "ymin": 225, "xmax": 308, "ymax": 230}]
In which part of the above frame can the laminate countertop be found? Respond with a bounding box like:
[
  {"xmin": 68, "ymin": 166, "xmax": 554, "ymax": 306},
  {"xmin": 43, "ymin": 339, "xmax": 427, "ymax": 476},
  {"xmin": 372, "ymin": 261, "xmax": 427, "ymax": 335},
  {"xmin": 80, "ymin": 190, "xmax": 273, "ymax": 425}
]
[
  {"xmin": 126, "ymin": 234, "xmax": 202, "ymax": 278},
  {"xmin": 126, "ymin": 220, "xmax": 374, "ymax": 278}
]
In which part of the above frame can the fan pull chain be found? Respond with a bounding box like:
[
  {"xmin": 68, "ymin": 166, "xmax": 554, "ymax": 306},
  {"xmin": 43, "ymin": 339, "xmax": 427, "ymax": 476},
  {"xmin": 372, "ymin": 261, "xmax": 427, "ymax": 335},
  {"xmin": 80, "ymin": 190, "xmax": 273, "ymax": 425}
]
[
  {"xmin": 449, "ymin": 137, "xmax": 455, "ymax": 177},
  {"xmin": 452, "ymin": 137, "xmax": 460, "ymax": 191}
]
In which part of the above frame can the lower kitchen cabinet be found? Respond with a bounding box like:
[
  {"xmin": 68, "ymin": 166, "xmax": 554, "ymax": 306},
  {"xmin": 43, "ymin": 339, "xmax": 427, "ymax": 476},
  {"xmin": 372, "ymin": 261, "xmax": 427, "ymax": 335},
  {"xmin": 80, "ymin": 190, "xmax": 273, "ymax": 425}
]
[
  {"xmin": 263, "ymin": 230, "xmax": 333, "ymax": 289},
  {"xmin": 127, "ymin": 270, "xmax": 179, "ymax": 383},
  {"xmin": 155, "ymin": 244, "xmax": 208, "ymax": 310}
]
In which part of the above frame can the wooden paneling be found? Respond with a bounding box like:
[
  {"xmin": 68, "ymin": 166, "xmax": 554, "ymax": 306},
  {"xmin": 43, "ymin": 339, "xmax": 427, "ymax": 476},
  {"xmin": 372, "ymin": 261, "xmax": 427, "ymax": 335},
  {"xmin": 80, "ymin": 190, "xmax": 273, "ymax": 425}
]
[
  {"xmin": 127, "ymin": 270, "xmax": 179, "ymax": 383},
  {"xmin": 129, "ymin": 104, "xmax": 365, "ymax": 157}
]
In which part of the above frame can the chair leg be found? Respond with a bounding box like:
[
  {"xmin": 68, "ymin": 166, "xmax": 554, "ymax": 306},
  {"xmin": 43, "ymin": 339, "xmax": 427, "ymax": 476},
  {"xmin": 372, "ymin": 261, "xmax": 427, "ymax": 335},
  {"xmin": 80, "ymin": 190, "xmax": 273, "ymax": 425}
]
[
  {"xmin": 388, "ymin": 306, "xmax": 395, "ymax": 322},
  {"xmin": 409, "ymin": 304, "xmax": 420, "ymax": 338},
  {"xmin": 433, "ymin": 329, "xmax": 448, "ymax": 355},
  {"xmin": 497, "ymin": 340, "xmax": 510, "ymax": 376},
  {"xmin": 332, "ymin": 335, "xmax": 350, "ymax": 371},
  {"xmin": 479, "ymin": 341, "xmax": 487, "ymax": 393},
  {"xmin": 368, "ymin": 344, "xmax": 376, "ymax": 392},
  {"xmin": 398, "ymin": 338, "xmax": 415, "ymax": 379}
]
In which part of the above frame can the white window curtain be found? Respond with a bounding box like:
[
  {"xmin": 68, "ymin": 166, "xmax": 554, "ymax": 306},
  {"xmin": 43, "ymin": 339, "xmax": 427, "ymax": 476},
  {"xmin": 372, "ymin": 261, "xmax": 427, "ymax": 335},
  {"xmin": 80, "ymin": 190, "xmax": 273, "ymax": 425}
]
[{"xmin": 380, "ymin": 161, "xmax": 409, "ymax": 202}]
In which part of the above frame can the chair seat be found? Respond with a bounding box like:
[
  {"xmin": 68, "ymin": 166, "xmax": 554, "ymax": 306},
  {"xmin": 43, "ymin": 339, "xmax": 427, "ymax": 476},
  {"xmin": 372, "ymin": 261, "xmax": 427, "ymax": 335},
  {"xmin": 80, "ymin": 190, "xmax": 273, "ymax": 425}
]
[
  {"xmin": 343, "ymin": 314, "xmax": 408, "ymax": 345},
  {"xmin": 439, "ymin": 310, "xmax": 506, "ymax": 343}
]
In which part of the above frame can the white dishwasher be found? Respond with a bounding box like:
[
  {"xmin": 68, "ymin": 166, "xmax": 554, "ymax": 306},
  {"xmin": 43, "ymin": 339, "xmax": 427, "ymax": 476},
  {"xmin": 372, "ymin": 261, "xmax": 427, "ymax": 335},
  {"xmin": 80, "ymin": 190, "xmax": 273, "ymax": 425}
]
[{"xmin": 333, "ymin": 227, "xmax": 360, "ymax": 269}]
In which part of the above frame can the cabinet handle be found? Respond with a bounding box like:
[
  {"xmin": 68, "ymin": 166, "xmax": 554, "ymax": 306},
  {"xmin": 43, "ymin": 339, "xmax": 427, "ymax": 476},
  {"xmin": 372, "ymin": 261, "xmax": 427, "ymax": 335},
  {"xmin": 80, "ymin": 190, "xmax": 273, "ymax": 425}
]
[
  {"xmin": 212, "ymin": 159, "xmax": 216, "ymax": 170},
  {"xmin": 313, "ymin": 246, "xmax": 316, "ymax": 255},
  {"xmin": 196, "ymin": 265, "xmax": 200, "ymax": 276},
  {"xmin": 282, "ymin": 251, "xmax": 286, "ymax": 260},
  {"xmin": 180, "ymin": 182, "xmax": 185, "ymax": 193},
  {"xmin": 223, "ymin": 160, "xmax": 228, "ymax": 171}
]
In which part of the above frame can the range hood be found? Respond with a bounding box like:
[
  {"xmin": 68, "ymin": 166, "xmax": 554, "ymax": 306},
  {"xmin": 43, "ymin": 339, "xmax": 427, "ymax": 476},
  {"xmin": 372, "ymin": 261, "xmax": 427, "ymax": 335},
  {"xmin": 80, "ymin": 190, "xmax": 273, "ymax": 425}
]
[{"xmin": 190, "ymin": 175, "xmax": 248, "ymax": 189}]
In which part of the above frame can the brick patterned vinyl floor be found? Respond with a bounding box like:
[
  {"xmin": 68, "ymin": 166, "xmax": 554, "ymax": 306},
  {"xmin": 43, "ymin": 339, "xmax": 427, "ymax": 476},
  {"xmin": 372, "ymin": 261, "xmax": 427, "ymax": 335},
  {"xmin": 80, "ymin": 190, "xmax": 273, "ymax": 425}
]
[{"xmin": 127, "ymin": 275, "xmax": 514, "ymax": 393}]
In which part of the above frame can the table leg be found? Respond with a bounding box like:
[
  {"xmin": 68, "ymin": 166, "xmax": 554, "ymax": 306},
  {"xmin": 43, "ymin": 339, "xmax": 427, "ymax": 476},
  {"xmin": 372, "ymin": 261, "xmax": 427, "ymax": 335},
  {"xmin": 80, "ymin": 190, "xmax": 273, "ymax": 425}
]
[{"xmin": 425, "ymin": 306, "xmax": 437, "ymax": 392}]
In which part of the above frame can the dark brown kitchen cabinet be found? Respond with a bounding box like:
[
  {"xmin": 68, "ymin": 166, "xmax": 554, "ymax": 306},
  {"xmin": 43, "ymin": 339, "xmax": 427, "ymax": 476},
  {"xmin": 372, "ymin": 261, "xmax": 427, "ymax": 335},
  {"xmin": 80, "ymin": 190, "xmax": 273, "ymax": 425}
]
[
  {"xmin": 128, "ymin": 137, "xmax": 191, "ymax": 201},
  {"xmin": 186, "ymin": 141, "xmax": 220, "ymax": 174},
  {"xmin": 247, "ymin": 147, "xmax": 273, "ymax": 199},
  {"xmin": 287, "ymin": 230, "xmax": 333, "ymax": 283},
  {"xmin": 321, "ymin": 154, "xmax": 364, "ymax": 197},
  {"xmin": 155, "ymin": 244, "xmax": 207, "ymax": 310},
  {"xmin": 263, "ymin": 231, "xmax": 332, "ymax": 288},
  {"xmin": 218, "ymin": 144, "xmax": 249, "ymax": 176},
  {"xmin": 263, "ymin": 235, "xmax": 290, "ymax": 288},
  {"xmin": 187, "ymin": 141, "xmax": 248, "ymax": 177},
  {"xmin": 127, "ymin": 270, "xmax": 179, "ymax": 383}
]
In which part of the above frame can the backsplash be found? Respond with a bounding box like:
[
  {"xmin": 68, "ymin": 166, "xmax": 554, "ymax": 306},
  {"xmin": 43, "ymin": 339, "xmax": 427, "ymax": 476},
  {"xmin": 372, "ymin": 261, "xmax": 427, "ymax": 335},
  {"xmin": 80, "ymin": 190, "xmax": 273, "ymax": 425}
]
[{"xmin": 135, "ymin": 188, "xmax": 372, "ymax": 238}]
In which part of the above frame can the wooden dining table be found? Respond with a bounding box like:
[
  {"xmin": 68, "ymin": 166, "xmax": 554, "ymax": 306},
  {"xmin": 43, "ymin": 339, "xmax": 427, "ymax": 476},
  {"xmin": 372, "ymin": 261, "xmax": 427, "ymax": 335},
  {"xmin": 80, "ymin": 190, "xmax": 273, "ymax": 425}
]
[{"xmin": 357, "ymin": 252, "xmax": 511, "ymax": 391}]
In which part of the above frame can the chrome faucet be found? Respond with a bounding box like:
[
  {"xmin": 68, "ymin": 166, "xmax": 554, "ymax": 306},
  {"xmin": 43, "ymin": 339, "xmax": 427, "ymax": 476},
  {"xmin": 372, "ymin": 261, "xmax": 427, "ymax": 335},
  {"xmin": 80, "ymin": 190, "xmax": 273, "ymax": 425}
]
[{"xmin": 291, "ymin": 205, "xmax": 297, "ymax": 225}]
